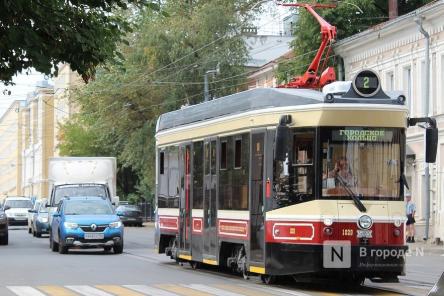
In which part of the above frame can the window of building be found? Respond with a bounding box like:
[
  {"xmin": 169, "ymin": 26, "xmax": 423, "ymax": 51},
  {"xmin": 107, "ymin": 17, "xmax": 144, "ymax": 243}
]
[
  {"xmin": 403, "ymin": 66, "xmax": 412, "ymax": 115},
  {"xmin": 386, "ymin": 71, "xmax": 394, "ymax": 91}
]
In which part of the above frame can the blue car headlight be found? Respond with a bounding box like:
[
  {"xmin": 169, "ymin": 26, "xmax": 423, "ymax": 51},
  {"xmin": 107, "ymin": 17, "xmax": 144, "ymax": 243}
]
[
  {"xmin": 109, "ymin": 221, "xmax": 123, "ymax": 228},
  {"xmin": 63, "ymin": 222, "xmax": 79, "ymax": 229}
]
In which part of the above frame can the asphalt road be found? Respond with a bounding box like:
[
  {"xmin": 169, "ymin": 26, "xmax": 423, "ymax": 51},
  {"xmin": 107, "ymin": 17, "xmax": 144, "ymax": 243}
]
[{"xmin": 0, "ymin": 225, "xmax": 441, "ymax": 296}]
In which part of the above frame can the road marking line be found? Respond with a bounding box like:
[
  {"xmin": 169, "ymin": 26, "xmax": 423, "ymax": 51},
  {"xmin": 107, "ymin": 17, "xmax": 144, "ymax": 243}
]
[
  {"xmin": 154, "ymin": 284, "xmax": 212, "ymax": 296},
  {"xmin": 37, "ymin": 286, "xmax": 79, "ymax": 296},
  {"xmin": 123, "ymin": 285, "xmax": 179, "ymax": 296},
  {"xmin": 65, "ymin": 286, "xmax": 114, "ymax": 296},
  {"xmin": 96, "ymin": 285, "xmax": 145, "ymax": 296},
  {"xmin": 185, "ymin": 284, "xmax": 244, "ymax": 296},
  {"xmin": 239, "ymin": 284, "xmax": 313, "ymax": 296},
  {"xmin": 7, "ymin": 286, "xmax": 47, "ymax": 296},
  {"xmin": 213, "ymin": 284, "xmax": 275, "ymax": 296}
]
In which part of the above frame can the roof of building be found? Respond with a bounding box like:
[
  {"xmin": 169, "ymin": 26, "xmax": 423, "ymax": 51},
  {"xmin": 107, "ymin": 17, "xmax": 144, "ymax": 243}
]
[
  {"xmin": 335, "ymin": 0, "xmax": 443, "ymax": 48},
  {"xmin": 244, "ymin": 35, "xmax": 293, "ymax": 68}
]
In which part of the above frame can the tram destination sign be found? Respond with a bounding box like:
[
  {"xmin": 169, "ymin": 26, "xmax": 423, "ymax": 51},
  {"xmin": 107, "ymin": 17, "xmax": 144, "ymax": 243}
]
[{"xmin": 333, "ymin": 129, "xmax": 393, "ymax": 142}]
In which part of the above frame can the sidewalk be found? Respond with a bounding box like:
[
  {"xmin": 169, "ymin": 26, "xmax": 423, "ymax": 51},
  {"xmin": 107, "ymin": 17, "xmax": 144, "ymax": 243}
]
[{"xmin": 406, "ymin": 239, "xmax": 444, "ymax": 255}]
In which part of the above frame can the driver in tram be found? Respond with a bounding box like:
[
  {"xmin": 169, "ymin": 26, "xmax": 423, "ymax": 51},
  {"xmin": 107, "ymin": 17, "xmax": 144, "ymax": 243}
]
[{"xmin": 328, "ymin": 156, "xmax": 355, "ymax": 187}]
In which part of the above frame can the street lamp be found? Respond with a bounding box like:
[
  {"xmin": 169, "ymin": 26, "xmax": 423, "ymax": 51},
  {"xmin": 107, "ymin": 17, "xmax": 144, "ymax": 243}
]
[{"xmin": 204, "ymin": 63, "xmax": 220, "ymax": 102}]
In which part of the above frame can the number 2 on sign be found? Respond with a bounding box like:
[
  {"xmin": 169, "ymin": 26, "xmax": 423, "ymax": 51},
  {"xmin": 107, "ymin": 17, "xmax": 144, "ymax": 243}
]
[{"xmin": 363, "ymin": 77, "xmax": 370, "ymax": 88}]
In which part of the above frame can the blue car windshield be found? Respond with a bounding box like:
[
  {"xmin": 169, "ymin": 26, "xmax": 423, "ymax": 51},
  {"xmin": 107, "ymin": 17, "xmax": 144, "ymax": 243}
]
[{"xmin": 64, "ymin": 200, "xmax": 113, "ymax": 215}]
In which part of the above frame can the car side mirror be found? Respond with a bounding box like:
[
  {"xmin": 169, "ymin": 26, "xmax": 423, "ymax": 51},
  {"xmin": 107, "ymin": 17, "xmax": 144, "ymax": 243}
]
[{"xmin": 4, "ymin": 205, "xmax": 10, "ymax": 211}]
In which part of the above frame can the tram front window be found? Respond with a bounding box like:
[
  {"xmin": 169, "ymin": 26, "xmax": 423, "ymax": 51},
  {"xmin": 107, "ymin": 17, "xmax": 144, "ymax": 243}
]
[{"xmin": 321, "ymin": 127, "xmax": 401, "ymax": 200}]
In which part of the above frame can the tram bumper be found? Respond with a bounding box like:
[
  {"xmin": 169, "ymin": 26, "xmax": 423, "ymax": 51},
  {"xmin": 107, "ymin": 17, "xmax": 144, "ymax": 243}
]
[{"xmin": 266, "ymin": 243, "xmax": 407, "ymax": 278}]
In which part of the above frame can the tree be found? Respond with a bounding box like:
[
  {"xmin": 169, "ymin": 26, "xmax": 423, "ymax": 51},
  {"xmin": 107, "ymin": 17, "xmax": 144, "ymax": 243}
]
[
  {"xmin": 58, "ymin": 0, "xmax": 253, "ymax": 199},
  {"xmin": 276, "ymin": 0, "xmax": 434, "ymax": 84},
  {"xmin": 0, "ymin": 0, "xmax": 158, "ymax": 84}
]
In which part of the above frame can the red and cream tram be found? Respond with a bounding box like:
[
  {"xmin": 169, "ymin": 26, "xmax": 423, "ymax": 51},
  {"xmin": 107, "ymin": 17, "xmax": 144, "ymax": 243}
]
[{"xmin": 154, "ymin": 69, "xmax": 438, "ymax": 284}]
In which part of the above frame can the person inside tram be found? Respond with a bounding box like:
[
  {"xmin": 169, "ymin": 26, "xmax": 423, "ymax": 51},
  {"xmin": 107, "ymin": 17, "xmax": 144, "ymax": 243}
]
[{"xmin": 328, "ymin": 156, "xmax": 355, "ymax": 187}]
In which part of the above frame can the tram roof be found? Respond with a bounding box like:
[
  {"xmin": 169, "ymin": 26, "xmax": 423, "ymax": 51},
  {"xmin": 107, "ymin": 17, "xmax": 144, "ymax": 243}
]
[
  {"xmin": 157, "ymin": 88, "xmax": 324, "ymax": 132},
  {"xmin": 156, "ymin": 87, "xmax": 405, "ymax": 133}
]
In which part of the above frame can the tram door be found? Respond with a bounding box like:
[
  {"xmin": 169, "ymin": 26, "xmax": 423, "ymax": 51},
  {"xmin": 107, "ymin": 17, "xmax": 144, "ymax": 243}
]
[
  {"xmin": 250, "ymin": 131, "xmax": 265, "ymax": 263},
  {"xmin": 179, "ymin": 144, "xmax": 192, "ymax": 252},
  {"xmin": 203, "ymin": 139, "xmax": 218, "ymax": 261}
]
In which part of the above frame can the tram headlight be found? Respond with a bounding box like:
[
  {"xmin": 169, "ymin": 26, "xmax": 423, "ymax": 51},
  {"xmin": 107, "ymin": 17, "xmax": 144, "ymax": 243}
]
[
  {"xmin": 358, "ymin": 215, "xmax": 373, "ymax": 230},
  {"xmin": 323, "ymin": 217, "xmax": 333, "ymax": 226},
  {"xmin": 394, "ymin": 218, "xmax": 402, "ymax": 228}
]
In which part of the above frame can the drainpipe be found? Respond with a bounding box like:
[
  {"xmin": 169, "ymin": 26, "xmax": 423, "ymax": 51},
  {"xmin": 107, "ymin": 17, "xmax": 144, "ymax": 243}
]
[{"xmin": 415, "ymin": 15, "xmax": 431, "ymax": 241}]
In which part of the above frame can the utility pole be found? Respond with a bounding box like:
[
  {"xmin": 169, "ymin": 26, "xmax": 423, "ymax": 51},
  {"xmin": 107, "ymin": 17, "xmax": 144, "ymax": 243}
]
[
  {"xmin": 203, "ymin": 64, "xmax": 220, "ymax": 102},
  {"xmin": 415, "ymin": 16, "xmax": 431, "ymax": 241}
]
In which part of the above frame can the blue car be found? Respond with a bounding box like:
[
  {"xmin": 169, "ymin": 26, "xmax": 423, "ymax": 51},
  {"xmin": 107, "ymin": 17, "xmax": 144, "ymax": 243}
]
[
  {"xmin": 50, "ymin": 196, "xmax": 124, "ymax": 254},
  {"xmin": 30, "ymin": 199, "xmax": 49, "ymax": 237}
]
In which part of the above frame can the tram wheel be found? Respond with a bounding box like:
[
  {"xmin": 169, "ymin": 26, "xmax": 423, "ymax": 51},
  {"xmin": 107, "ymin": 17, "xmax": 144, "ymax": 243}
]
[
  {"xmin": 260, "ymin": 274, "xmax": 277, "ymax": 285},
  {"xmin": 190, "ymin": 261, "xmax": 200, "ymax": 270}
]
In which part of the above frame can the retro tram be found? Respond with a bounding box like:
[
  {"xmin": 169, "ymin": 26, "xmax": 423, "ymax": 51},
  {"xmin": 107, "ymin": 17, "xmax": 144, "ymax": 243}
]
[
  {"xmin": 154, "ymin": 69, "xmax": 438, "ymax": 284},
  {"xmin": 154, "ymin": 3, "xmax": 438, "ymax": 285}
]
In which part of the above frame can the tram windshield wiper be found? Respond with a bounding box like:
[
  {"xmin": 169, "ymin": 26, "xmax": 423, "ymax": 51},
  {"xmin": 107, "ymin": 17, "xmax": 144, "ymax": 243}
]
[{"xmin": 335, "ymin": 175, "xmax": 367, "ymax": 213}]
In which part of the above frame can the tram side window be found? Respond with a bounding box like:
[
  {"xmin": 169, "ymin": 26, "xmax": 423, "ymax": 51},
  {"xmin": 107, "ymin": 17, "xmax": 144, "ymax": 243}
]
[
  {"xmin": 232, "ymin": 134, "xmax": 249, "ymax": 210},
  {"xmin": 193, "ymin": 141, "xmax": 204, "ymax": 209},
  {"xmin": 158, "ymin": 149, "xmax": 169, "ymax": 205},
  {"xmin": 220, "ymin": 141, "xmax": 228, "ymax": 170},
  {"xmin": 292, "ymin": 131, "xmax": 314, "ymax": 194},
  {"xmin": 273, "ymin": 129, "xmax": 314, "ymax": 207},
  {"xmin": 219, "ymin": 134, "xmax": 249, "ymax": 210},
  {"xmin": 168, "ymin": 146, "xmax": 180, "ymax": 208},
  {"xmin": 234, "ymin": 138, "xmax": 242, "ymax": 169},
  {"xmin": 160, "ymin": 152, "xmax": 165, "ymax": 175},
  {"xmin": 219, "ymin": 137, "xmax": 233, "ymax": 209}
]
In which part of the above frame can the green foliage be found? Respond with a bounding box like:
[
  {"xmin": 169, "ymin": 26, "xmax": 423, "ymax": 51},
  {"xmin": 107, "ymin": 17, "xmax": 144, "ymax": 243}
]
[
  {"xmin": 0, "ymin": 0, "xmax": 158, "ymax": 84},
  {"xmin": 276, "ymin": 0, "xmax": 434, "ymax": 84},
  {"xmin": 58, "ymin": 0, "xmax": 251, "ymax": 198}
]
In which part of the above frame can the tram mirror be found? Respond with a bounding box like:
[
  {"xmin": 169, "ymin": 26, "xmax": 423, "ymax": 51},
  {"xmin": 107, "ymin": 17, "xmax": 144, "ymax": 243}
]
[
  {"xmin": 425, "ymin": 127, "xmax": 438, "ymax": 163},
  {"xmin": 275, "ymin": 125, "xmax": 290, "ymax": 161}
]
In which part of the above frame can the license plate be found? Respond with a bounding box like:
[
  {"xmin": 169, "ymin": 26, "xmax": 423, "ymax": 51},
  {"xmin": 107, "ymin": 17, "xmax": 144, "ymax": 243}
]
[
  {"xmin": 357, "ymin": 229, "xmax": 373, "ymax": 238},
  {"xmin": 84, "ymin": 233, "xmax": 104, "ymax": 240}
]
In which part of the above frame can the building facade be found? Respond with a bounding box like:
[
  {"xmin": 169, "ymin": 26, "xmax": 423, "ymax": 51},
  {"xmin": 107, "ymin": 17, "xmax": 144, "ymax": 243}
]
[
  {"xmin": 20, "ymin": 84, "xmax": 55, "ymax": 199},
  {"xmin": 0, "ymin": 101, "xmax": 25, "ymax": 200},
  {"xmin": 334, "ymin": 1, "xmax": 444, "ymax": 241},
  {"xmin": 20, "ymin": 65, "xmax": 81, "ymax": 199}
]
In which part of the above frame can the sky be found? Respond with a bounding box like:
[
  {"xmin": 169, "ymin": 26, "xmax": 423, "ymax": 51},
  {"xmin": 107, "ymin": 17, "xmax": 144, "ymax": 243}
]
[
  {"xmin": 0, "ymin": 70, "xmax": 48, "ymax": 118},
  {"xmin": 0, "ymin": 3, "xmax": 291, "ymax": 118}
]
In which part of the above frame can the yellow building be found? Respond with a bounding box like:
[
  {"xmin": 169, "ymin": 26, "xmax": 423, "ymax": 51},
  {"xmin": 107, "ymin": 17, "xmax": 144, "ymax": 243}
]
[
  {"xmin": 19, "ymin": 65, "xmax": 82, "ymax": 199},
  {"xmin": 20, "ymin": 84, "xmax": 55, "ymax": 199},
  {"xmin": 0, "ymin": 100, "xmax": 25, "ymax": 201}
]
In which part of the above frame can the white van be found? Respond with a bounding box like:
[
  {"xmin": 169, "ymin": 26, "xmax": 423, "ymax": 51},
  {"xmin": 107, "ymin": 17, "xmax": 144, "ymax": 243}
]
[{"xmin": 3, "ymin": 197, "xmax": 33, "ymax": 225}]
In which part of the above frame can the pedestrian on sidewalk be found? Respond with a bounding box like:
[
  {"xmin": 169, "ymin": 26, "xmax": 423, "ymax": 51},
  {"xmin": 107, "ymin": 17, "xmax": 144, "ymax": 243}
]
[{"xmin": 406, "ymin": 193, "xmax": 416, "ymax": 243}]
